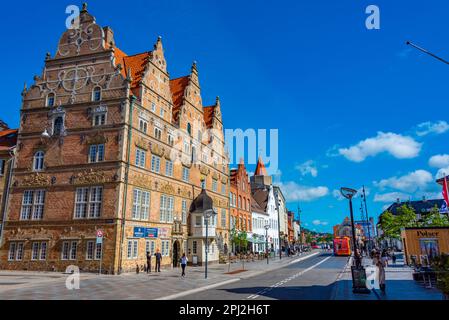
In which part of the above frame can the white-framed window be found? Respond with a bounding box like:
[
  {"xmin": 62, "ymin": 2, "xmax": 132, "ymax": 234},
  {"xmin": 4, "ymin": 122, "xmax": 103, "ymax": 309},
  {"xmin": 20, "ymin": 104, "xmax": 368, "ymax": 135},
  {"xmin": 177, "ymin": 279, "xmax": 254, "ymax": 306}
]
[
  {"xmin": 182, "ymin": 167, "xmax": 189, "ymax": 182},
  {"xmin": 167, "ymin": 134, "xmax": 174, "ymax": 146},
  {"xmin": 154, "ymin": 127, "xmax": 162, "ymax": 140},
  {"xmin": 70, "ymin": 241, "xmax": 78, "ymax": 260},
  {"xmin": 62, "ymin": 241, "xmax": 70, "ymax": 260},
  {"xmin": 16, "ymin": 242, "xmax": 24, "ymax": 261},
  {"xmin": 151, "ymin": 155, "xmax": 160, "ymax": 173},
  {"xmin": 0, "ymin": 159, "xmax": 6, "ymax": 176},
  {"xmin": 93, "ymin": 113, "xmax": 106, "ymax": 126},
  {"xmin": 40, "ymin": 242, "xmax": 47, "ymax": 260},
  {"xmin": 46, "ymin": 93, "xmax": 55, "ymax": 107},
  {"xmin": 86, "ymin": 241, "xmax": 95, "ymax": 260},
  {"xmin": 160, "ymin": 194, "xmax": 174, "ymax": 223},
  {"xmin": 160, "ymin": 108, "xmax": 165, "ymax": 118},
  {"xmin": 192, "ymin": 241, "xmax": 197, "ymax": 254},
  {"xmin": 139, "ymin": 118, "xmax": 148, "ymax": 133},
  {"xmin": 165, "ymin": 160, "xmax": 173, "ymax": 177},
  {"xmin": 89, "ymin": 144, "xmax": 105, "ymax": 163},
  {"xmin": 184, "ymin": 142, "xmax": 190, "ymax": 154},
  {"xmin": 132, "ymin": 188, "xmax": 150, "ymax": 220},
  {"xmin": 74, "ymin": 186, "xmax": 103, "ymax": 219},
  {"xmin": 221, "ymin": 209, "xmax": 226, "ymax": 228},
  {"xmin": 182, "ymin": 199, "xmax": 187, "ymax": 224},
  {"xmin": 221, "ymin": 183, "xmax": 226, "ymax": 195},
  {"xmin": 127, "ymin": 240, "xmax": 138, "ymax": 259},
  {"xmin": 195, "ymin": 216, "xmax": 202, "ymax": 226},
  {"xmin": 21, "ymin": 190, "xmax": 45, "ymax": 220},
  {"xmin": 92, "ymin": 87, "xmax": 102, "ymax": 102},
  {"xmin": 33, "ymin": 151, "xmax": 45, "ymax": 171},
  {"xmin": 8, "ymin": 242, "xmax": 16, "ymax": 261},
  {"xmin": 212, "ymin": 179, "xmax": 218, "ymax": 192},
  {"xmin": 135, "ymin": 148, "xmax": 146, "ymax": 168},
  {"xmin": 161, "ymin": 240, "xmax": 169, "ymax": 256},
  {"xmin": 31, "ymin": 242, "xmax": 39, "ymax": 261},
  {"xmin": 151, "ymin": 103, "xmax": 156, "ymax": 113}
]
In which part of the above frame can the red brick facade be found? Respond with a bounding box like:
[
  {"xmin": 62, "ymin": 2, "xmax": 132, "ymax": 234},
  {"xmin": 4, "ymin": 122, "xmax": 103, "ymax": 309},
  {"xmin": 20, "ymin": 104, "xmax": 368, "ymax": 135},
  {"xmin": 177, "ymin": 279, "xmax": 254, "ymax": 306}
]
[{"xmin": 230, "ymin": 160, "xmax": 252, "ymax": 233}]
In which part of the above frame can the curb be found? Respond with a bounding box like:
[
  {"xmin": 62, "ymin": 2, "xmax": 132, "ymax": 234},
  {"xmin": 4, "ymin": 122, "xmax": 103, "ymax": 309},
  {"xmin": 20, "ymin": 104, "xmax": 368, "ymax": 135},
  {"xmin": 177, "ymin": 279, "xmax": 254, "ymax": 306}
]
[
  {"xmin": 158, "ymin": 251, "xmax": 322, "ymax": 300},
  {"xmin": 156, "ymin": 278, "xmax": 241, "ymax": 300}
]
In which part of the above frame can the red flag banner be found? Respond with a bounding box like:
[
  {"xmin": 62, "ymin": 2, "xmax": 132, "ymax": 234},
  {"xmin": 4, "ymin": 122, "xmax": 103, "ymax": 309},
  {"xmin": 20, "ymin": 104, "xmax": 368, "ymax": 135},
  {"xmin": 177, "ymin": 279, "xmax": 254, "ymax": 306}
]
[{"xmin": 443, "ymin": 176, "xmax": 449, "ymax": 207}]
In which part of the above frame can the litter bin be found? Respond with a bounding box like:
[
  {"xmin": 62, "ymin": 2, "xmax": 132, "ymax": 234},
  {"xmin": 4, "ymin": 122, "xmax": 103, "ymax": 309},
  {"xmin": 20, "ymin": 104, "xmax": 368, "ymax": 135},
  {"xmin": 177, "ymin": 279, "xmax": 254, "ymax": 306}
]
[{"xmin": 192, "ymin": 255, "xmax": 198, "ymax": 266}]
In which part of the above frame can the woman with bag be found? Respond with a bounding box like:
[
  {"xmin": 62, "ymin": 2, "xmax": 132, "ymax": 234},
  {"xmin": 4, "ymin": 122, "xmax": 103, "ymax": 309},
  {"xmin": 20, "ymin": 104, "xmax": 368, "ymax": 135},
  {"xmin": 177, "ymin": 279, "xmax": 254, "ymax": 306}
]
[{"xmin": 180, "ymin": 253, "xmax": 188, "ymax": 278}]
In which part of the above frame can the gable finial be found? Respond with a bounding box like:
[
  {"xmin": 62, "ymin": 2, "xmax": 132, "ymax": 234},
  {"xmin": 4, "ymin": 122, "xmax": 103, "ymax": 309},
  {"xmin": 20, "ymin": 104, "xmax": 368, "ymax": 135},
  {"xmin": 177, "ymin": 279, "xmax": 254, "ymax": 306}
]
[{"xmin": 82, "ymin": 3, "xmax": 88, "ymax": 12}]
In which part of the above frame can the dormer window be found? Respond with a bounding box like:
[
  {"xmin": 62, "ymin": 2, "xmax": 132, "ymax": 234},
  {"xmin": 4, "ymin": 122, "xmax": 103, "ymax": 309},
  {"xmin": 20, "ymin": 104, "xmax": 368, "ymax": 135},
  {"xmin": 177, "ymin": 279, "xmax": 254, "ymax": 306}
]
[
  {"xmin": 46, "ymin": 93, "xmax": 55, "ymax": 107},
  {"xmin": 33, "ymin": 151, "xmax": 45, "ymax": 172},
  {"xmin": 92, "ymin": 87, "xmax": 102, "ymax": 102},
  {"xmin": 53, "ymin": 116, "xmax": 64, "ymax": 136}
]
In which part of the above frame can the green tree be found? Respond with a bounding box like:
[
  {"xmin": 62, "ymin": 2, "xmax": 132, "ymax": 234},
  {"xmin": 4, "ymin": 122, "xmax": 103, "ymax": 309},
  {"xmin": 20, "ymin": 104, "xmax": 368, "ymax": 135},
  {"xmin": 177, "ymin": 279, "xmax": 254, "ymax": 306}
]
[
  {"xmin": 423, "ymin": 206, "xmax": 449, "ymax": 227},
  {"xmin": 380, "ymin": 205, "xmax": 418, "ymax": 240}
]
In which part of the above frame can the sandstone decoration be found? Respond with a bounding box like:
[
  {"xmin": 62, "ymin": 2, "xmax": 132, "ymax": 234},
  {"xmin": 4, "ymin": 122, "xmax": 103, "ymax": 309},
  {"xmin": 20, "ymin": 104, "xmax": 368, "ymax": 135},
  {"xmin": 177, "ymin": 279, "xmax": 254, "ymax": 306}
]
[
  {"xmin": 20, "ymin": 173, "xmax": 50, "ymax": 187},
  {"xmin": 73, "ymin": 169, "xmax": 107, "ymax": 185},
  {"xmin": 135, "ymin": 137, "xmax": 148, "ymax": 150},
  {"xmin": 86, "ymin": 132, "xmax": 108, "ymax": 145},
  {"xmin": 151, "ymin": 143, "xmax": 165, "ymax": 157},
  {"xmin": 133, "ymin": 173, "xmax": 152, "ymax": 189},
  {"xmin": 160, "ymin": 183, "xmax": 175, "ymax": 195}
]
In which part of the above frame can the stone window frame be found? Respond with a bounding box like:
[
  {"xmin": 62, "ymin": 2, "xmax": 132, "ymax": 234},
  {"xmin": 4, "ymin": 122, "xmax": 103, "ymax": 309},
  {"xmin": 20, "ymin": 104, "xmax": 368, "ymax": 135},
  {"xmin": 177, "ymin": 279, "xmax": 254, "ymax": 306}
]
[
  {"xmin": 127, "ymin": 239, "xmax": 139, "ymax": 260},
  {"xmin": 92, "ymin": 86, "xmax": 102, "ymax": 102},
  {"xmin": 132, "ymin": 188, "xmax": 150, "ymax": 221},
  {"xmin": 181, "ymin": 199, "xmax": 188, "ymax": 225},
  {"xmin": 159, "ymin": 194, "xmax": 174, "ymax": 223},
  {"xmin": 46, "ymin": 93, "xmax": 55, "ymax": 107},
  {"xmin": 88, "ymin": 144, "xmax": 105, "ymax": 163},
  {"xmin": 20, "ymin": 189, "xmax": 46, "ymax": 220},
  {"xmin": 135, "ymin": 147, "xmax": 146, "ymax": 168},
  {"xmin": 33, "ymin": 151, "xmax": 45, "ymax": 172},
  {"xmin": 73, "ymin": 186, "xmax": 103, "ymax": 219}
]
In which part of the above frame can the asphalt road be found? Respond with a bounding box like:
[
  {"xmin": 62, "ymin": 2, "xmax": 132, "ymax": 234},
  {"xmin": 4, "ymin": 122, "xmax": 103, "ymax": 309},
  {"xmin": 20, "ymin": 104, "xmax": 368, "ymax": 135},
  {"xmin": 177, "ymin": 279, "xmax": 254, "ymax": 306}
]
[{"xmin": 179, "ymin": 252, "xmax": 349, "ymax": 300}]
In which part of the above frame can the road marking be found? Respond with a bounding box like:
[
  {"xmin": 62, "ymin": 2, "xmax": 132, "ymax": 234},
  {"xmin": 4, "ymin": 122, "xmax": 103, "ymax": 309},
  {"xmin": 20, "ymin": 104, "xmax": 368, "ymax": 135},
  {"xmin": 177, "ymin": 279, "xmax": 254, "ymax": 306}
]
[
  {"xmin": 289, "ymin": 251, "xmax": 320, "ymax": 265},
  {"xmin": 156, "ymin": 278, "xmax": 240, "ymax": 300},
  {"xmin": 246, "ymin": 255, "xmax": 332, "ymax": 300}
]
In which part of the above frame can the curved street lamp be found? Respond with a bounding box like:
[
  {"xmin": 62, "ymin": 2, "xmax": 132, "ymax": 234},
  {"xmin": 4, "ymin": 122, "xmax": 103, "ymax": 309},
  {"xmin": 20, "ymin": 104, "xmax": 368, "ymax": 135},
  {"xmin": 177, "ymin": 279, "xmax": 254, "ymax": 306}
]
[
  {"xmin": 340, "ymin": 187, "xmax": 360, "ymax": 267},
  {"xmin": 264, "ymin": 224, "xmax": 270, "ymax": 264}
]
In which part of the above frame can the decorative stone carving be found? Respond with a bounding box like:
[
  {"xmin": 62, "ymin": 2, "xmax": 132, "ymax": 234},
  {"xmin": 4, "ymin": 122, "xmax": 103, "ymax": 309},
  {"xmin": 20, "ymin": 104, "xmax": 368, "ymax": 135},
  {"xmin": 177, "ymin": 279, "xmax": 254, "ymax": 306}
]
[
  {"xmin": 87, "ymin": 132, "xmax": 108, "ymax": 145},
  {"xmin": 151, "ymin": 143, "xmax": 165, "ymax": 157},
  {"xmin": 133, "ymin": 173, "xmax": 152, "ymax": 189},
  {"xmin": 20, "ymin": 173, "xmax": 50, "ymax": 187},
  {"xmin": 135, "ymin": 137, "xmax": 148, "ymax": 150},
  {"xmin": 212, "ymin": 172, "xmax": 219, "ymax": 180},
  {"xmin": 200, "ymin": 165, "xmax": 209, "ymax": 176},
  {"xmin": 160, "ymin": 183, "xmax": 175, "ymax": 195},
  {"xmin": 73, "ymin": 169, "xmax": 107, "ymax": 185},
  {"xmin": 221, "ymin": 177, "xmax": 228, "ymax": 184}
]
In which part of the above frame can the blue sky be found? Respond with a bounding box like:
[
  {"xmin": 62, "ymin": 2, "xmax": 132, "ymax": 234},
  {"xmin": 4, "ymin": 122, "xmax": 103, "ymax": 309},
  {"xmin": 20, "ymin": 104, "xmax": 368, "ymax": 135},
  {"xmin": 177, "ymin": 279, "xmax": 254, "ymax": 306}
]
[{"xmin": 2, "ymin": 0, "xmax": 449, "ymax": 233}]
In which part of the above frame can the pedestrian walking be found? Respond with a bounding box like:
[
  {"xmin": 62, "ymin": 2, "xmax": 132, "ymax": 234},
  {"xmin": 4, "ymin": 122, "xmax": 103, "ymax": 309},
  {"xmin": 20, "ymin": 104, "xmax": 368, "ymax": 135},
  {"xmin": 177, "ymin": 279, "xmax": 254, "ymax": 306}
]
[
  {"xmin": 373, "ymin": 251, "xmax": 386, "ymax": 292},
  {"xmin": 146, "ymin": 251, "xmax": 152, "ymax": 273},
  {"xmin": 180, "ymin": 253, "xmax": 188, "ymax": 277},
  {"xmin": 155, "ymin": 249, "xmax": 162, "ymax": 272},
  {"xmin": 381, "ymin": 249, "xmax": 389, "ymax": 267},
  {"xmin": 392, "ymin": 252, "xmax": 397, "ymax": 265}
]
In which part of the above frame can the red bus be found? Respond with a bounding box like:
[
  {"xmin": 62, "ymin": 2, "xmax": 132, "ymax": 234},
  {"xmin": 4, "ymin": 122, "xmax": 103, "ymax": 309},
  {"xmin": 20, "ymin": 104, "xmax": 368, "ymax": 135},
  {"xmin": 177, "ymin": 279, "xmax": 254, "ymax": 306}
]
[{"xmin": 333, "ymin": 236, "xmax": 351, "ymax": 256}]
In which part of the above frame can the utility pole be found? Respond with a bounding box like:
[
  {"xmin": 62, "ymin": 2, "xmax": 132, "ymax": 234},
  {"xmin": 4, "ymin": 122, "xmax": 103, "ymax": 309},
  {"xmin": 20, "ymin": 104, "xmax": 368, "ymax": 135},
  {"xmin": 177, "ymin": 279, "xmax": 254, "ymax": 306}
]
[{"xmin": 361, "ymin": 186, "xmax": 372, "ymax": 252}]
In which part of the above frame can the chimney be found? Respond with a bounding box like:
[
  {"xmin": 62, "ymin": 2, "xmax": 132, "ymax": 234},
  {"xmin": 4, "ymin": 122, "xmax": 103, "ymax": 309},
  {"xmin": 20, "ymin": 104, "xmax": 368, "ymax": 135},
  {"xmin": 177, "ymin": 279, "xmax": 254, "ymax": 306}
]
[{"xmin": 103, "ymin": 26, "xmax": 115, "ymax": 47}]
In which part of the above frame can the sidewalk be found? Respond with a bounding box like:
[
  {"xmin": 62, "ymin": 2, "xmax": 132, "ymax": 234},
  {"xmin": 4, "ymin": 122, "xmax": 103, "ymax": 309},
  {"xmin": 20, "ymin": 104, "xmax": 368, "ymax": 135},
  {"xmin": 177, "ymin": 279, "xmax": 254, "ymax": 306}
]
[
  {"xmin": 0, "ymin": 250, "xmax": 320, "ymax": 300},
  {"xmin": 332, "ymin": 253, "xmax": 443, "ymax": 300}
]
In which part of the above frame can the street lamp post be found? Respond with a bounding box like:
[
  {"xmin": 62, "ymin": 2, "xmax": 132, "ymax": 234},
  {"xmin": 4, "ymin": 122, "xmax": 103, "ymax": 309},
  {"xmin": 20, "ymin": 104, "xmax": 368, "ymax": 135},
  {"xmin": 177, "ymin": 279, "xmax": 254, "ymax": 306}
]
[
  {"xmin": 340, "ymin": 187, "xmax": 370, "ymax": 294},
  {"xmin": 264, "ymin": 224, "xmax": 270, "ymax": 264},
  {"xmin": 203, "ymin": 208, "xmax": 216, "ymax": 279}
]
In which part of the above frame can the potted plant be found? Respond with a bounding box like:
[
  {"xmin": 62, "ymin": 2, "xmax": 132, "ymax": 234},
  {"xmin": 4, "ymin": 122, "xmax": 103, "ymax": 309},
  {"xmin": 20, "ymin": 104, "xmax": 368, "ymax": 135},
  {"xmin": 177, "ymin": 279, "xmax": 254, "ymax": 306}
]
[{"xmin": 430, "ymin": 254, "xmax": 449, "ymax": 300}]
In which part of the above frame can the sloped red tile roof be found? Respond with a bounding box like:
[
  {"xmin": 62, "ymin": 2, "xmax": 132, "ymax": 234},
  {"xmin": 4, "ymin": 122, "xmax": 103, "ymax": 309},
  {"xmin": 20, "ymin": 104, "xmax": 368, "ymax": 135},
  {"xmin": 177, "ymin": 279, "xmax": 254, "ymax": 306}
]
[
  {"xmin": 169, "ymin": 76, "xmax": 190, "ymax": 122},
  {"xmin": 0, "ymin": 129, "xmax": 18, "ymax": 151},
  {"xmin": 203, "ymin": 106, "xmax": 215, "ymax": 128},
  {"xmin": 123, "ymin": 52, "xmax": 151, "ymax": 90},
  {"xmin": 255, "ymin": 156, "xmax": 268, "ymax": 176}
]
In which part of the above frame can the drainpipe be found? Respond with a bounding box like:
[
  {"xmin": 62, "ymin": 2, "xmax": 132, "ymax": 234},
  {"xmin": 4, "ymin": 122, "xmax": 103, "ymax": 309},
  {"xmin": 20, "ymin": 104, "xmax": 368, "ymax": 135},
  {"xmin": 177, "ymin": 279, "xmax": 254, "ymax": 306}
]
[
  {"xmin": 0, "ymin": 148, "xmax": 16, "ymax": 247},
  {"xmin": 118, "ymin": 94, "xmax": 136, "ymax": 274}
]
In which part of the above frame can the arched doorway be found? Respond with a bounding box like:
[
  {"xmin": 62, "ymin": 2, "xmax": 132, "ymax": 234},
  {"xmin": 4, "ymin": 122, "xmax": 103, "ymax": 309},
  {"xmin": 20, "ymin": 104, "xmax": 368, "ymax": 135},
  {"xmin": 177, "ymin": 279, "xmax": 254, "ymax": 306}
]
[{"xmin": 172, "ymin": 240, "xmax": 180, "ymax": 268}]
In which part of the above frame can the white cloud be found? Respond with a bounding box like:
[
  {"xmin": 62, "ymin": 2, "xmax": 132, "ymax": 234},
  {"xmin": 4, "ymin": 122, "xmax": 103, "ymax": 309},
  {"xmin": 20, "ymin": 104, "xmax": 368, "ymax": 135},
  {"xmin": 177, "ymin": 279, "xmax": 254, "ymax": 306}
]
[
  {"xmin": 312, "ymin": 220, "xmax": 329, "ymax": 226},
  {"xmin": 279, "ymin": 181, "xmax": 329, "ymax": 202},
  {"xmin": 374, "ymin": 192, "xmax": 410, "ymax": 203},
  {"xmin": 338, "ymin": 132, "xmax": 421, "ymax": 162},
  {"xmin": 416, "ymin": 121, "xmax": 449, "ymax": 137},
  {"xmin": 436, "ymin": 167, "xmax": 449, "ymax": 179},
  {"xmin": 429, "ymin": 154, "xmax": 449, "ymax": 168},
  {"xmin": 374, "ymin": 170, "xmax": 433, "ymax": 192},
  {"xmin": 296, "ymin": 160, "xmax": 318, "ymax": 177}
]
